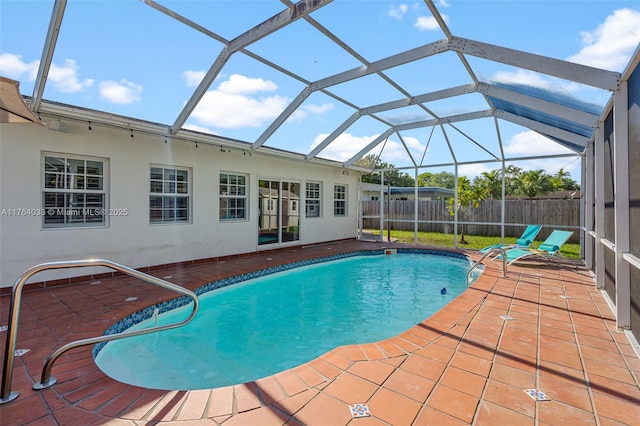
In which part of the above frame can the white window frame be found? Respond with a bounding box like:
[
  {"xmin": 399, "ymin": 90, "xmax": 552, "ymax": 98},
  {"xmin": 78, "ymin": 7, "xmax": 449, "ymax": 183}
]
[
  {"xmin": 219, "ymin": 172, "xmax": 248, "ymax": 221},
  {"xmin": 42, "ymin": 153, "xmax": 109, "ymax": 229},
  {"xmin": 334, "ymin": 184, "xmax": 347, "ymax": 217},
  {"xmin": 305, "ymin": 181, "xmax": 322, "ymax": 218},
  {"xmin": 149, "ymin": 165, "xmax": 191, "ymax": 224}
]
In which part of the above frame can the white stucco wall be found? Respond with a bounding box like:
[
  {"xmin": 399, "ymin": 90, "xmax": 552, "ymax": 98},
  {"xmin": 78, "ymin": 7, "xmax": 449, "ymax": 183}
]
[{"xmin": 0, "ymin": 120, "xmax": 359, "ymax": 287}]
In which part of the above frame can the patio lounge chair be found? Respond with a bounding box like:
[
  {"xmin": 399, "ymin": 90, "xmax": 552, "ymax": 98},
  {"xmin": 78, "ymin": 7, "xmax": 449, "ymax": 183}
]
[
  {"xmin": 479, "ymin": 224, "xmax": 542, "ymax": 253},
  {"xmin": 496, "ymin": 230, "xmax": 573, "ymax": 265}
]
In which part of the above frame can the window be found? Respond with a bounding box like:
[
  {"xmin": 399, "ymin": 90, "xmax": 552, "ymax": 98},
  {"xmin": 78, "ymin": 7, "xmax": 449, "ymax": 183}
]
[
  {"xmin": 306, "ymin": 181, "xmax": 321, "ymax": 218},
  {"xmin": 220, "ymin": 172, "xmax": 247, "ymax": 220},
  {"xmin": 334, "ymin": 184, "xmax": 347, "ymax": 216},
  {"xmin": 42, "ymin": 154, "xmax": 107, "ymax": 228},
  {"xmin": 149, "ymin": 166, "xmax": 190, "ymax": 223}
]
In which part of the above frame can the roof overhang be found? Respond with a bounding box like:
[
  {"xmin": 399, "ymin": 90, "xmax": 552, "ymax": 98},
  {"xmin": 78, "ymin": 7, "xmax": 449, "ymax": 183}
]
[{"xmin": 0, "ymin": 77, "xmax": 44, "ymax": 125}]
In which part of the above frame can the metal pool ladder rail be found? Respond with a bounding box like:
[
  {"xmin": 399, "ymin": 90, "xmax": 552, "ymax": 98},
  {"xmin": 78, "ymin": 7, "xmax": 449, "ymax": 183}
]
[
  {"xmin": 1, "ymin": 259, "xmax": 199, "ymax": 404},
  {"xmin": 467, "ymin": 247, "xmax": 508, "ymax": 285}
]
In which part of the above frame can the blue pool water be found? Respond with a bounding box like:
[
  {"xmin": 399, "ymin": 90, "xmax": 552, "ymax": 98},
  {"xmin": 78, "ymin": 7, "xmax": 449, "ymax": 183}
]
[{"xmin": 95, "ymin": 251, "xmax": 475, "ymax": 390}]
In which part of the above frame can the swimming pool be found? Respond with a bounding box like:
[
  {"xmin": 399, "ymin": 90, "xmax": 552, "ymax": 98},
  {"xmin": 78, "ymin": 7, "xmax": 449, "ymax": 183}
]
[{"xmin": 94, "ymin": 249, "xmax": 478, "ymax": 390}]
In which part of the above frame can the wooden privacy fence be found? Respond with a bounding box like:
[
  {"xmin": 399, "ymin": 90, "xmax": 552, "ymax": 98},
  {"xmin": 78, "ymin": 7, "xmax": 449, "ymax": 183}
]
[{"xmin": 361, "ymin": 199, "xmax": 581, "ymax": 243}]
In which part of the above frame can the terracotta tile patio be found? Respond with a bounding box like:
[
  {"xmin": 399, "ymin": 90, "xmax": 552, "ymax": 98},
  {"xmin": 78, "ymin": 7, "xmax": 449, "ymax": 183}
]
[{"xmin": 1, "ymin": 239, "xmax": 639, "ymax": 425}]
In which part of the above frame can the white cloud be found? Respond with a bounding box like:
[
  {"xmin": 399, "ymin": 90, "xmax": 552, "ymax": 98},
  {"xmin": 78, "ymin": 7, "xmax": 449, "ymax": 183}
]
[
  {"xmin": 510, "ymin": 157, "xmax": 580, "ymax": 179},
  {"xmin": 99, "ymin": 80, "xmax": 142, "ymax": 104},
  {"xmin": 183, "ymin": 70, "xmax": 206, "ymax": 87},
  {"xmin": 501, "ymin": 131, "xmax": 580, "ymax": 179},
  {"xmin": 310, "ymin": 133, "xmax": 377, "ymax": 162},
  {"xmin": 504, "ymin": 131, "xmax": 574, "ymax": 157},
  {"xmin": 459, "ymin": 163, "xmax": 492, "ymax": 180},
  {"xmin": 0, "ymin": 54, "xmax": 93, "ymax": 93},
  {"xmin": 488, "ymin": 8, "xmax": 640, "ymax": 100},
  {"xmin": 48, "ymin": 59, "xmax": 94, "ymax": 93},
  {"xmin": 0, "ymin": 53, "xmax": 39, "ymax": 80},
  {"xmin": 567, "ymin": 8, "xmax": 640, "ymax": 71},
  {"xmin": 190, "ymin": 74, "xmax": 288, "ymax": 129},
  {"xmin": 304, "ymin": 103, "xmax": 334, "ymax": 115},
  {"xmin": 414, "ymin": 14, "xmax": 448, "ymax": 31},
  {"xmin": 437, "ymin": 0, "xmax": 450, "ymax": 7},
  {"xmin": 388, "ymin": 4, "xmax": 408, "ymax": 20},
  {"xmin": 182, "ymin": 123, "xmax": 217, "ymax": 135},
  {"xmin": 187, "ymin": 73, "xmax": 332, "ymax": 129},
  {"xmin": 309, "ymin": 132, "xmax": 425, "ymax": 164},
  {"xmin": 290, "ymin": 102, "xmax": 334, "ymax": 121},
  {"xmin": 217, "ymin": 73, "xmax": 277, "ymax": 95},
  {"xmin": 490, "ymin": 69, "xmax": 583, "ymax": 95},
  {"xmin": 491, "ymin": 70, "xmax": 554, "ymax": 89}
]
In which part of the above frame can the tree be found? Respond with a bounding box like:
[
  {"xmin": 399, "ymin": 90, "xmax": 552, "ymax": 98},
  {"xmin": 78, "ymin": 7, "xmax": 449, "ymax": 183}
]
[
  {"xmin": 552, "ymin": 168, "xmax": 580, "ymax": 191},
  {"xmin": 447, "ymin": 176, "xmax": 485, "ymax": 244},
  {"xmin": 474, "ymin": 169, "xmax": 502, "ymax": 200},
  {"xmin": 417, "ymin": 171, "xmax": 456, "ymax": 189},
  {"xmin": 517, "ymin": 170, "xmax": 555, "ymax": 199},
  {"xmin": 503, "ymin": 165, "xmax": 523, "ymax": 197},
  {"xmin": 352, "ymin": 154, "xmax": 378, "ymax": 170},
  {"xmin": 357, "ymin": 156, "xmax": 415, "ymax": 187}
]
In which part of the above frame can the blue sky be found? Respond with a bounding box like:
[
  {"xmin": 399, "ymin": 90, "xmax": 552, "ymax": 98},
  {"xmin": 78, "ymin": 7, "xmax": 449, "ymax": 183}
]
[{"xmin": 1, "ymin": 0, "xmax": 639, "ymax": 182}]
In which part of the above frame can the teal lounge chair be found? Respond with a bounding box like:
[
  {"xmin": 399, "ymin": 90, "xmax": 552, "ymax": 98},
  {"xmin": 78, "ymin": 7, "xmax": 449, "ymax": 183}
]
[
  {"xmin": 479, "ymin": 225, "xmax": 542, "ymax": 253},
  {"xmin": 497, "ymin": 230, "xmax": 573, "ymax": 265}
]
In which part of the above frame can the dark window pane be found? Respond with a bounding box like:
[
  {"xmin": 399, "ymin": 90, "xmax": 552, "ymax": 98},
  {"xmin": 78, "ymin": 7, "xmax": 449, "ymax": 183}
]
[
  {"xmin": 164, "ymin": 169, "xmax": 176, "ymax": 180},
  {"xmin": 68, "ymin": 159, "xmax": 84, "ymax": 174},
  {"xmin": 150, "ymin": 167, "xmax": 163, "ymax": 180},
  {"xmin": 45, "ymin": 156, "xmax": 66, "ymax": 173},
  {"xmin": 86, "ymin": 161, "xmax": 103, "ymax": 175}
]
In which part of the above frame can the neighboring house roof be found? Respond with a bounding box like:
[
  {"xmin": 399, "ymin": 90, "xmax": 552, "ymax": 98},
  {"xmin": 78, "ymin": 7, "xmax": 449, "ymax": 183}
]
[
  {"xmin": 390, "ymin": 187, "xmax": 454, "ymax": 196},
  {"xmin": 360, "ymin": 182, "xmax": 453, "ymax": 197},
  {"xmin": 506, "ymin": 190, "xmax": 581, "ymax": 200}
]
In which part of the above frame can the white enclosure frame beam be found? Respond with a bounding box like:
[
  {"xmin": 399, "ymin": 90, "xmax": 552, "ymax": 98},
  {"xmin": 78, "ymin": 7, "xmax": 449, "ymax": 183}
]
[
  {"xmin": 448, "ymin": 37, "xmax": 620, "ymax": 91},
  {"xmin": 345, "ymin": 129, "xmax": 395, "ymax": 167},
  {"xmin": 478, "ymin": 82, "xmax": 600, "ymax": 128},
  {"xmin": 306, "ymin": 111, "xmax": 361, "ymax": 159},
  {"xmin": 414, "ymin": 166, "xmax": 419, "ymax": 243},
  {"xmin": 497, "ymin": 111, "xmax": 589, "ymax": 149},
  {"xmin": 453, "ymin": 165, "xmax": 459, "ymax": 248},
  {"xmin": 494, "ymin": 117, "xmax": 506, "ymax": 243},
  {"xmin": 379, "ymin": 171, "xmax": 385, "ymax": 240},
  {"xmin": 343, "ymin": 110, "xmax": 492, "ymax": 167},
  {"xmin": 253, "ymin": 86, "xmax": 313, "ymax": 149},
  {"xmin": 594, "ymin": 122, "xmax": 606, "ymax": 289},
  {"xmin": 313, "ymin": 39, "xmax": 448, "ymax": 90},
  {"xmin": 394, "ymin": 110, "xmax": 494, "ymax": 132},
  {"xmin": 256, "ymin": 39, "xmax": 450, "ymax": 150},
  {"xmin": 584, "ymin": 142, "xmax": 595, "ymax": 270},
  {"xmin": 31, "ymin": 0, "xmax": 66, "ymax": 112},
  {"xmin": 170, "ymin": 0, "xmax": 330, "ymax": 133},
  {"xmin": 613, "ymin": 82, "xmax": 631, "ymax": 330},
  {"xmin": 306, "ymin": 80, "xmax": 596, "ymax": 160}
]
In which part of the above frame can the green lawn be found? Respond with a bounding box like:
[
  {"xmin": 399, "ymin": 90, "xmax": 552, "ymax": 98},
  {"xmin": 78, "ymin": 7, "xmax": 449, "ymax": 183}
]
[{"xmin": 364, "ymin": 229, "xmax": 581, "ymax": 259}]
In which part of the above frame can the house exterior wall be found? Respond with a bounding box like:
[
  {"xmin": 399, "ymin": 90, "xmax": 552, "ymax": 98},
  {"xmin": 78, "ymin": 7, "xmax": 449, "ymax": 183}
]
[{"xmin": 0, "ymin": 120, "xmax": 358, "ymax": 288}]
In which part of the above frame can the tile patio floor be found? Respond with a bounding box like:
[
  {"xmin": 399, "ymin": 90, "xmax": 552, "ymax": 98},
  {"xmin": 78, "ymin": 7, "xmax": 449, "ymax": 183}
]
[{"xmin": 1, "ymin": 239, "xmax": 639, "ymax": 425}]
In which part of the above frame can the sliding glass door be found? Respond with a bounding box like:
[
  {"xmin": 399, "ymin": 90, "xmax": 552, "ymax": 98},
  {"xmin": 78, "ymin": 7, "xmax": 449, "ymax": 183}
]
[{"xmin": 258, "ymin": 179, "xmax": 300, "ymax": 245}]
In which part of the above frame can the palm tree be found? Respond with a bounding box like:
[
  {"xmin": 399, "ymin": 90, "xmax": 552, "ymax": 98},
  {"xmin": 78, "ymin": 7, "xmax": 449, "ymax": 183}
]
[
  {"xmin": 517, "ymin": 170, "xmax": 555, "ymax": 199},
  {"xmin": 552, "ymin": 168, "xmax": 580, "ymax": 191},
  {"xmin": 504, "ymin": 165, "xmax": 523, "ymax": 197},
  {"xmin": 475, "ymin": 169, "xmax": 502, "ymax": 200}
]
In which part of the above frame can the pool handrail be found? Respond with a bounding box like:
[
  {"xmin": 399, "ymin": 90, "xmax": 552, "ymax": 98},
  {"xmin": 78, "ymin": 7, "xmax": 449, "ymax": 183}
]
[
  {"xmin": 0, "ymin": 259, "xmax": 199, "ymax": 404},
  {"xmin": 467, "ymin": 247, "xmax": 508, "ymax": 285}
]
